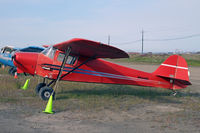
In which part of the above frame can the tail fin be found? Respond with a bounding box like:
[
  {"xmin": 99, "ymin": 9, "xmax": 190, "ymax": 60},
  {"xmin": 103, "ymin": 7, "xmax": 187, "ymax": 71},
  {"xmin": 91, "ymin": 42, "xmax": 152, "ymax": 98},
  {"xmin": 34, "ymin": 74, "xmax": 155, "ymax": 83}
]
[{"xmin": 153, "ymin": 55, "xmax": 191, "ymax": 89}]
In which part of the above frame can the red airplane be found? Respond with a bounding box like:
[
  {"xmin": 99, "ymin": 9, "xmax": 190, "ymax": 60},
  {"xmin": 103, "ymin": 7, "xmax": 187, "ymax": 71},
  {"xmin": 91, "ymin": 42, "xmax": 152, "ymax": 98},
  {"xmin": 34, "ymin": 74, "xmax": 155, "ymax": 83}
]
[{"xmin": 13, "ymin": 38, "xmax": 191, "ymax": 101}]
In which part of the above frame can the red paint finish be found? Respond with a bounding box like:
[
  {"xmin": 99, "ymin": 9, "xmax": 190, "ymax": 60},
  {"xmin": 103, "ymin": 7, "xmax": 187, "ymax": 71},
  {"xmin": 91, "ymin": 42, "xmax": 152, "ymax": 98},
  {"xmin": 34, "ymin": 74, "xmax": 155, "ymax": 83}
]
[
  {"xmin": 13, "ymin": 52, "xmax": 38, "ymax": 75},
  {"xmin": 33, "ymin": 53, "xmax": 190, "ymax": 90},
  {"xmin": 54, "ymin": 38, "xmax": 129, "ymax": 59},
  {"xmin": 153, "ymin": 55, "xmax": 189, "ymax": 82},
  {"xmin": 13, "ymin": 38, "xmax": 191, "ymax": 90},
  {"xmin": 153, "ymin": 55, "xmax": 191, "ymax": 89}
]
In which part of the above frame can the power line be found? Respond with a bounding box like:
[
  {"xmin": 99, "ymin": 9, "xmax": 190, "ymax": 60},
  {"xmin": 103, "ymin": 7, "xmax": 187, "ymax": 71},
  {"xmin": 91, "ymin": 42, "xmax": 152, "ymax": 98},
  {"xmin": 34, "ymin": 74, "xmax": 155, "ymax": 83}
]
[
  {"xmin": 112, "ymin": 33, "xmax": 200, "ymax": 45},
  {"xmin": 112, "ymin": 39, "xmax": 141, "ymax": 45},
  {"xmin": 145, "ymin": 33, "xmax": 200, "ymax": 41}
]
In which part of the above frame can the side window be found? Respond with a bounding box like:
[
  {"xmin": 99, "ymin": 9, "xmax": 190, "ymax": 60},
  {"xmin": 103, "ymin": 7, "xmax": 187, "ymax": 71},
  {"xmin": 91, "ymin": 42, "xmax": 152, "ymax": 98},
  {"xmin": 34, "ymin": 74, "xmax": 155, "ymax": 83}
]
[
  {"xmin": 57, "ymin": 53, "xmax": 65, "ymax": 62},
  {"xmin": 57, "ymin": 53, "xmax": 77, "ymax": 65}
]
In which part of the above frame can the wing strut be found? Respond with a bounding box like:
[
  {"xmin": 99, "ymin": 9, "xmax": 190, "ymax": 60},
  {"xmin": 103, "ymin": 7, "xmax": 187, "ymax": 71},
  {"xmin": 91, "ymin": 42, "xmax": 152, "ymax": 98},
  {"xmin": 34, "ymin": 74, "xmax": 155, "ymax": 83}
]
[
  {"xmin": 47, "ymin": 52, "xmax": 96, "ymax": 88},
  {"xmin": 60, "ymin": 56, "xmax": 95, "ymax": 80},
  {"xmin": 50, "ymin": 47, "xmax": 71, "ymax": 93}
]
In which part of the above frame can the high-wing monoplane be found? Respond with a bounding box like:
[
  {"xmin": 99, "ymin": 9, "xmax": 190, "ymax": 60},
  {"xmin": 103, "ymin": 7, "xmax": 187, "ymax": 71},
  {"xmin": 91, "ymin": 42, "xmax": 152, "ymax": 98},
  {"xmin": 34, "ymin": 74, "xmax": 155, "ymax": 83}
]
[{"xmin": 13, "ymin": 38, "xmax": 191, "ymax": 100}]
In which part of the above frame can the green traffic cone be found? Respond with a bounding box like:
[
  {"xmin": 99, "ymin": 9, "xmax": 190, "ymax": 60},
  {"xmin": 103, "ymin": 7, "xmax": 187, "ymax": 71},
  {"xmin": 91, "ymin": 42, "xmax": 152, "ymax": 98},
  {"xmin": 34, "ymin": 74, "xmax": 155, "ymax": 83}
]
[
  {"xmin": 43, "ymin": 95, "xmax": 54, "ymax": 114},
  {"xmin": 21, "ymin": 79, "xmax": 30, "ymax": 90}
]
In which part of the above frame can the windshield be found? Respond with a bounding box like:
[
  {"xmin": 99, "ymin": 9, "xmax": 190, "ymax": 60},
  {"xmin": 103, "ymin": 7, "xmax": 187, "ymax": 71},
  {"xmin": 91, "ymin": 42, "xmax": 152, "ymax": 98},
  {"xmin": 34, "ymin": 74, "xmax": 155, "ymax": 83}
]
[
  {"xmin": 42, "ymin": 46, "xmax": 56, "ymax": 59},
  {"xmin": 1, "ymin": 47, "xmax": 16, "ymax": 54}
]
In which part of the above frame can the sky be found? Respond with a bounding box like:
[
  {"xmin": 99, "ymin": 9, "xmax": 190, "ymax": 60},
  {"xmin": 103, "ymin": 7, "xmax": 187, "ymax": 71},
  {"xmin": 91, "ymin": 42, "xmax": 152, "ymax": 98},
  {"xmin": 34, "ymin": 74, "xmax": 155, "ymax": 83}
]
[{"xmin": 0, "ymin": 0, "xmax": 200, "ymax": 53}]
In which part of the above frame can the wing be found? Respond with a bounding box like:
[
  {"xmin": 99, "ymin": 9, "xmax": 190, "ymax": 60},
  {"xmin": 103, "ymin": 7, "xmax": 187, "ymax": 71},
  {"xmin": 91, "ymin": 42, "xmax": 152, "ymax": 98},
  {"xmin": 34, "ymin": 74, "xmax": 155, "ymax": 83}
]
[{"xmin": 53, "ymin": 38, "xmax": 129, "ymax": 59}]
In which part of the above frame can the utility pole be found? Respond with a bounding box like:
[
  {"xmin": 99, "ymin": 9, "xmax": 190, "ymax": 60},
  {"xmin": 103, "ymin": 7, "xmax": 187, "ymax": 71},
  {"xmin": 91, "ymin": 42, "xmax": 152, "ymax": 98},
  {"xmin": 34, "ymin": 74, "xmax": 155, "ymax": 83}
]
[
  {"xmin": 108, "ymin": 35, "xmax": 110, "ymax": 45},
  {"xmin": 141, "ymin": 30, "xmax": 144, "ymax": 54}
]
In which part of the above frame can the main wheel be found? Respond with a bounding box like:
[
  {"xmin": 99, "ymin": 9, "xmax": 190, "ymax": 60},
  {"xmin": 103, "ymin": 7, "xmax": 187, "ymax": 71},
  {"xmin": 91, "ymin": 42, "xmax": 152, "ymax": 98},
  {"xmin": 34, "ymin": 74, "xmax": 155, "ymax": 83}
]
[
  {"xmin": 39, "ymin": 86, "xmax": 55, "ymax": 101},
  {"xmin": 35, "ymin": 83, "xmax": 46, "ymax": 94}
]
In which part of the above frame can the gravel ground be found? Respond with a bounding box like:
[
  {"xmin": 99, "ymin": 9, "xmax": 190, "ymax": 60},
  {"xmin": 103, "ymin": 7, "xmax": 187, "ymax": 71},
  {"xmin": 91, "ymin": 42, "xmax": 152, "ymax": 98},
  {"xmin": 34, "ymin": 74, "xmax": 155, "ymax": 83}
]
[{"xmin": 0, "ymin": 64, "xmax": 200, "ymax": 133}]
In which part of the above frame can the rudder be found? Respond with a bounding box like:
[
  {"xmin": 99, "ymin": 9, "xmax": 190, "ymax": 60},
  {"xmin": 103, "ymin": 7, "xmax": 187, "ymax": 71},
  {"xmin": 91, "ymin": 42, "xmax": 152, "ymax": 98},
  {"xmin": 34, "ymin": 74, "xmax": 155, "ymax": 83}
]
[{"xmin": 153, "ymin": 55, "xmax": 191, "ymax": 89}]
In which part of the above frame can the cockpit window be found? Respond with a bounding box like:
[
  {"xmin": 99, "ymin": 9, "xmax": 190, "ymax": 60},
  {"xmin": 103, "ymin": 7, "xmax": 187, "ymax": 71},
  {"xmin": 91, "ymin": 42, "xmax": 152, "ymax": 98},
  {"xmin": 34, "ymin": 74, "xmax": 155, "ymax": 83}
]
[
  {"xmin": 0, "ymin": 48, "xmax": 4, "ymax": 53},
  {"xmin": 42, "ymin": 46, "xmax": 56, "ymax": 59},
  {"xmin": 1, "ymin": 47, "xmax": 16, "ymax": 54},
  {"xmin": 57, "ymin": 53, "xmax": 77, "ymax": 65}
]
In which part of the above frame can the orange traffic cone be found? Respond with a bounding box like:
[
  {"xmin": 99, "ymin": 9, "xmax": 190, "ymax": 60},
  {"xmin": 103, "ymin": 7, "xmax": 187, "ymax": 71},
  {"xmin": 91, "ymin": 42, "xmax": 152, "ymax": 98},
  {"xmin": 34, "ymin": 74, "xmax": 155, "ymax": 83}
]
[{"xmin": 14, "ymin": 72, "xmax": 18, "ymax": 79}]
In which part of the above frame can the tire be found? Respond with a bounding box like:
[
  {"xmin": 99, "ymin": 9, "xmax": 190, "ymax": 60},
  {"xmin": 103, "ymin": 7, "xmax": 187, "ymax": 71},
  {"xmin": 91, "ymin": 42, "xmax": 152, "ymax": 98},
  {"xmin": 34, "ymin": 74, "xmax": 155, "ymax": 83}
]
[
  {"xmin": 39, "ymin": 86, "xmax": 55, "ymax": 101},
  {"xmin": 35, "ymin": 83, "xmax": 46, "ymax": 94}
]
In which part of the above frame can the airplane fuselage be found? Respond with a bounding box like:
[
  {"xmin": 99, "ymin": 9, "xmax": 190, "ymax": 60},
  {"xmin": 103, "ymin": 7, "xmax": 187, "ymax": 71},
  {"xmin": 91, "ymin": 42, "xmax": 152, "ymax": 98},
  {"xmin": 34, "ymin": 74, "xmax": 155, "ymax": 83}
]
[{"xmin": 14, "ymin": 49, "xmax": 188, "ymax": 90}]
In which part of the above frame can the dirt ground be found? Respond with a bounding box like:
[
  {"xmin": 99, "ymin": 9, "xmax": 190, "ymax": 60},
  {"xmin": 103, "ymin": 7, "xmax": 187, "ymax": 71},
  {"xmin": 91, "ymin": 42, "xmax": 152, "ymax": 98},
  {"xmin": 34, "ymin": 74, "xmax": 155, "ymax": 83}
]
[{"xmin": 0, "ymin": 64, "xmax": 200, "ymax": 133}]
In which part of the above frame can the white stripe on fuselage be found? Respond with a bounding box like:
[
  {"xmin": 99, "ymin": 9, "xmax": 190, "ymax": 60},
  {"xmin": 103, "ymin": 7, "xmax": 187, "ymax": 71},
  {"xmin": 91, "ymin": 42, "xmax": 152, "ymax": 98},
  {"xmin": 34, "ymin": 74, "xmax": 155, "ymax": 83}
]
[{"xmin": 161, "ymin": 63, "xmax": 188, "ymax": 70}]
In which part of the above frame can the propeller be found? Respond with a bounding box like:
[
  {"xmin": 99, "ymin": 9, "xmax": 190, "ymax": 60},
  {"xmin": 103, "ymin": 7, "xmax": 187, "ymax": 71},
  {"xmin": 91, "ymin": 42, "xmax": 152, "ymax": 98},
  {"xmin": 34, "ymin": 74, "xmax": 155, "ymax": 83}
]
[
  {"xmin": 11, "ymin": 53, "xmax": 26, "ymax": 74},
  {"xmin": 12, "ymin": 53, "xmax": 23, "ymax": 67}
]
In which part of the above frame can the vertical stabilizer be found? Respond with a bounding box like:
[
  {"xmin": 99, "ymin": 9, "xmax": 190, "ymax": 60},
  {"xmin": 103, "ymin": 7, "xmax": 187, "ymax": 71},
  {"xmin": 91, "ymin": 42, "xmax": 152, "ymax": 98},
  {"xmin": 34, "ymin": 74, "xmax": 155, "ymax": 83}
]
[{"xmin": 153, "ymin": 55, "xmax": 191, "ymax": 89}]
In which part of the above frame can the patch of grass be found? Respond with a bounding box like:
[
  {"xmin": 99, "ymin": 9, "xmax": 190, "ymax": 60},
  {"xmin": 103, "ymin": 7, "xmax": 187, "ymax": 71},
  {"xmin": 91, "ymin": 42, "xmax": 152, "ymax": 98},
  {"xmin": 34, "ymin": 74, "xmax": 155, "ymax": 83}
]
[
  {"xmin": 185, "ymin": 59, "xmax": 200, "ymax": 67},
  {"xmin": 0, "ymin": 71, "xmax": 181, "ymax": 112},
  {"xmin": 109, "ymin": 54, "xmax": 200, "ymax": 66},
  {"xmin": 0, "ymin": 67, "xmax": 10, "ymax": 74},
  {"xmin": 0, "ymin": 69, "xmax": 199, "ymax": 113},
  {"xmin": 52, "ymin": 82, "xmax": 184, "ymax": 112}
]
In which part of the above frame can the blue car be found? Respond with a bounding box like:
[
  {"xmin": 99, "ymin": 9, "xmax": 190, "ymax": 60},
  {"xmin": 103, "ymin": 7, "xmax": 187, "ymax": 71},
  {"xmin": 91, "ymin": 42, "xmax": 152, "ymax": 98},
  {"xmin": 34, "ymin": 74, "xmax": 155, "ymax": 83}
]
[{"xmin": 0, "ymin": 46, "xmax": 44, "ymax": 75}]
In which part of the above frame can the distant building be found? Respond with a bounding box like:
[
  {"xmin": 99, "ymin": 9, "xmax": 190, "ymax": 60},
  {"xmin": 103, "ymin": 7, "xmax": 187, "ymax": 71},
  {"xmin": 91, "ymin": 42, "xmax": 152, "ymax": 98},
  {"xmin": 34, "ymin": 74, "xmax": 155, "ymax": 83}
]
[{"xmin": 147, "ymin": 52, "xmax": 153, "ymax": 55}]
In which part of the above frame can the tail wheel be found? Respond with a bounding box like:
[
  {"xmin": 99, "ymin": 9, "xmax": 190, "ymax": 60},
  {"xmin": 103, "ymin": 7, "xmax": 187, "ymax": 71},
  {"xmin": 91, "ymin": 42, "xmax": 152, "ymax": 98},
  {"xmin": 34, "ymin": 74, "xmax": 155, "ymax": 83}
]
[
  {"xmin": 39, "ymin": 86, "xmax": 55, "ymax": 101},
  {"xmin": 35, "ymin": 83, "xmax": 46, "ymax": 94}
]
